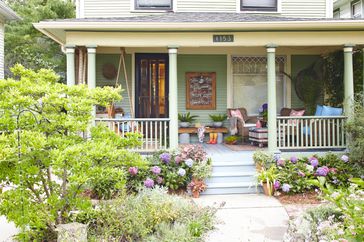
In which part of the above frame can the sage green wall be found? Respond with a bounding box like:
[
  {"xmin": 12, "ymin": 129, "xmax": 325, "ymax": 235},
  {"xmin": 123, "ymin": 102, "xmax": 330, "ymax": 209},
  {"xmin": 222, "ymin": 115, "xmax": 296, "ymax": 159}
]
[
  {"xmin": 291, "ymin": 55, "xmax": 322, "ymax": 109},
  {"xmin": 96, "ymin": 54, "xmax": 133, "ymax": 115},
  {"xmin": 177, "ymin": 54, "xmax": 227, "ymax": 125}
]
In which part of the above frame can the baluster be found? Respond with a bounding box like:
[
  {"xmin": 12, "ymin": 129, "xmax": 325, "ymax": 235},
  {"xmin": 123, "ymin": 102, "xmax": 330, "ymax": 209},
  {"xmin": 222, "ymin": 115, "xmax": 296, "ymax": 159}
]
[
  {"xmin": 318, "ymin": 118, "xmax": 322, "ymax": 147},
  {"xmin": 164, "ymin": 121, "xmax": 168, "ymax": 149},
  {"xmin": 327, "ymin": 118, "xmax": 331, "ymax": 147},
  {"xmin": 336, "ymin": 118, "xmax": 340, "ymax": 147},
  {"xmin": 282, "ymin": 119, "xmax": 286, "ymax": 148},
  {"xmin": 150, "ymin": 121, "xmax": 153, "ymax": 151},
  {"xmin": 154, "ymin": 121, "xmax": 158, "ymax": 151},
  {"xmin": 341, "ymin": 119, "xmax": 345, "ymax": 147},
  {"xmin": 145, "ymin": 121, "xmax": 149, "ymax": 150},
  {"xmin": 296, "ymin": 118, "xmax": 299, "ymax": 148},
  {"xmin": 159, "ymin": 121, "xmax": 162, "ymax": 150}
]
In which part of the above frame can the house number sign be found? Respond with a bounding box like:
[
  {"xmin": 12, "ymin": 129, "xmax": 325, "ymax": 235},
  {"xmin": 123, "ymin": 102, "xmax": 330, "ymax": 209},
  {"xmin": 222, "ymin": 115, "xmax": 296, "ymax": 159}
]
[{"xmin": 213, "ymin": 35, "xmax": 234, "ymax": 43}]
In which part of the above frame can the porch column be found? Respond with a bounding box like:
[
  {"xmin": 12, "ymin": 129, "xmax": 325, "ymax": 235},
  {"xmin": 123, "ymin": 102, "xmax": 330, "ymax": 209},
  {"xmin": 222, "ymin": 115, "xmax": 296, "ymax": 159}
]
[
  {"xmin": 266, "ymin": 44, "xmax": 278, "ymax": 153},
  {"xmin": 343, "ymin": 44, "xmax": 355, "ymax": 117},
  {"xmin": 168, "ymin": 47, "xmax": 179, "ymax": 150},
  {"xmin": 87, "ymin": 45, "xmax": 97, "ymax": 120},
  {"xmin": 65, "ymin": 45, "xmax": 76, "ymax": 86}
]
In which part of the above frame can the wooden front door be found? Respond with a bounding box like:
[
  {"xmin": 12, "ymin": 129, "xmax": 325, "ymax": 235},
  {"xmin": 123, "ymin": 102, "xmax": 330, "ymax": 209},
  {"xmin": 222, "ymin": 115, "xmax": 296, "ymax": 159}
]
[{"xmin": 135, "ymin": 54, "xmax": 169, "ymax": 118}]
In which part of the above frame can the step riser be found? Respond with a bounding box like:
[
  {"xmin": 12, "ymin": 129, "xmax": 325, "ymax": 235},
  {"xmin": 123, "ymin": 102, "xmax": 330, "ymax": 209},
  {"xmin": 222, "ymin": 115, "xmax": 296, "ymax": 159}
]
[
  {"xmin": 206, "ymin": 176, "xmax": 257, "ymax": 184},
  {"xmin": 212, "ymin": 165, "xmax": 256, "ymax": 173},
  {"xmin": 202, "ymin": 186, "xmax": 262, "ymax": 195}
]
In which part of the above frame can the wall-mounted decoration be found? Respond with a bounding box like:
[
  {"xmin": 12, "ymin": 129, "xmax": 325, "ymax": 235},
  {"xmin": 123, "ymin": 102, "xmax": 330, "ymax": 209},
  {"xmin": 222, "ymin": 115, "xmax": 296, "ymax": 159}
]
[
  {"xmin": 102, "ymin": 63, "xmax": 117, "ymax": 79},
  {"xmin": 186, "ymin": 72, "xmax": 216, "ymax": 110}
]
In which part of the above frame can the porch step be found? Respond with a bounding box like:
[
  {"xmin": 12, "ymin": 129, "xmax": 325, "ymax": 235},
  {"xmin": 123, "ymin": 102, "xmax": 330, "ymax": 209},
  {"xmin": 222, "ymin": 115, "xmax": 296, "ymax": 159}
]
[
  {"xmin": 202, "ymin": 182, "xmax": 262, "ymax": 195},
  {"xmin": 206, "ymin": 171, "xmax": 257, "ymax": 183},
  {"xmin": 212, "ymin": 162, "xmax": 255, "ymax": 173}
]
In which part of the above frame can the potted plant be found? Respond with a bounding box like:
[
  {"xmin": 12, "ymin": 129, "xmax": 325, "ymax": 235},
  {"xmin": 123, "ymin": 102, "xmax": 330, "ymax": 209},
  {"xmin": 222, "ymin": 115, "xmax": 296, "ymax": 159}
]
[
  {"xmin": 224, "ymin": 135, "xmax": 240, "ymax": 145},
  {"xmin": 257, "ymin": 166, "xmax": 278, "ymax": 196},
  {"xmin": 253, "ymin": 151, "xmax": 273, "ymax": 171},
  {"xmin": 188, "ymin": 158, "xmax": 212, "ymax": 198},
  {"xmin": 178, "ymin": 112, "xmax": 198, "ymax": 127},
  {"xmin": 209, "ymin": 114, "xmax": 227, "ymax": 127}
]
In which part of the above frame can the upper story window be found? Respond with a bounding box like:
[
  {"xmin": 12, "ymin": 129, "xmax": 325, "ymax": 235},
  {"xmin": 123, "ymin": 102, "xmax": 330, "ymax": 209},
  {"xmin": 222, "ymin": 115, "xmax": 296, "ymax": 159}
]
[
  {"xmin": 333, "ymin": 9, "xmax": 340, "ymax": 19},
  {"xmin": 135, "ymin": 0, "xmax": 173, "ymax": 11},
  {"xmin": 241, "ymin": 0, "xmax": 278, "ymax": 12},
  {"xmin": 351, "ymin": 0, "xmax": 362, "ymax": 18}
]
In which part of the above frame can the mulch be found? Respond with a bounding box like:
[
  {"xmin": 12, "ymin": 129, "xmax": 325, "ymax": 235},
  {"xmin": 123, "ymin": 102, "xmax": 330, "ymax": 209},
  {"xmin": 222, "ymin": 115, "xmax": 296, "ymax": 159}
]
[{"xmin": 276, "ymin": 191, "xmax": 322, "ymax": 204}]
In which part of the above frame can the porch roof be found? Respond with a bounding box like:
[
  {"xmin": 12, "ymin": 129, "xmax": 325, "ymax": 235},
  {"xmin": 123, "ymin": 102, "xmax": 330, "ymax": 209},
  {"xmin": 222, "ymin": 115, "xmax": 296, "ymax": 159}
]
[{"xmin": 34, "ymin": 12, "xmax": 364, "ymax": 46}]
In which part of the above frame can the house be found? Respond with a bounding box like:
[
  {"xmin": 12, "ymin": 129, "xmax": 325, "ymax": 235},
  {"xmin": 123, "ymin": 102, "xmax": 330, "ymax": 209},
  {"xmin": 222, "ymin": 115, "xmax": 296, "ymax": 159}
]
[
  {"xmin": 334, "ymin": 0, "xmax": 363, "ymax": 18},
  {"xmin": 0, "ymin": 1, "xmax": 20, "ymax": 79},
  {"xmin": 34, "ymin": 0, "xmax": 363, "ymax": 154}
]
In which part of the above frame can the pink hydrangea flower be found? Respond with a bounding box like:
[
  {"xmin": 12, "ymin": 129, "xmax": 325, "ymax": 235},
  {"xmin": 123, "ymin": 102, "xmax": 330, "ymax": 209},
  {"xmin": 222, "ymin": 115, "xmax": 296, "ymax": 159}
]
[{"xmin": 128, "ymin": 167, "xmax": 138, "ymax": 176}]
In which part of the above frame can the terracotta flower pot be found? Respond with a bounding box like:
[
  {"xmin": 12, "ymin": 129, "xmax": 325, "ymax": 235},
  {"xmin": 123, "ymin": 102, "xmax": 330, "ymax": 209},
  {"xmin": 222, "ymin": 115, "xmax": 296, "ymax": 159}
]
[
  {"xmin": 256, "ymin": 163, "xmax": 263, "ymax": 171},
  {"xmin": 262, "ymin": 182, "xmax": 274, "ymax": 196},
  {"xmin": 192, "ymin": 191, "xmax": 200, "ymax": 198}
]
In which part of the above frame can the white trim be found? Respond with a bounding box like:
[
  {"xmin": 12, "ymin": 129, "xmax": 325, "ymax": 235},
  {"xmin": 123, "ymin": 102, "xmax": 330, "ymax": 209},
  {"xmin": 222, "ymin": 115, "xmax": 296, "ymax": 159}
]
[
  {"xmin": 267, "ymin": 47, "xmax": 276, "ymax": 53},
  {"xmin": 326, "ymin": 0, "xmax": 334, "ymax": 18},
  {"xmin": 227, "ymin": 54, "xmax": 233, "ymax": 108},
  {"xmin": 168, "ymin": 47, "xmax": 178, "ymax": 53},
  {"xmin": 286, "ymin": 54, "xmax": 292, "ymax": 108},
  {"xmin": 131, "ymin": 52, "xmax": 136, "ymax": 118},
  {"xmin": 131, "ymin": 0, "xmax": 175, "ymax": 12},
  {"xmin": 79, "ymin": 0, "xmax": 85, "ymax": 18}
]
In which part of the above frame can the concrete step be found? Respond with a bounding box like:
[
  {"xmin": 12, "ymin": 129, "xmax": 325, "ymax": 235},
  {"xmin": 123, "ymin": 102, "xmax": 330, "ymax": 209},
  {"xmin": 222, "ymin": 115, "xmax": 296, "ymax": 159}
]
[
  {"xmin": 209, "ymin": 153, "xmax": 254, "ymax": 163},
  {"xmin": 206, "ymin": 171, "xmax": 257, "ymax": 183},
  {"xmin": 203, "ymin": 182, "xmax": 262, "ymax": 195}
]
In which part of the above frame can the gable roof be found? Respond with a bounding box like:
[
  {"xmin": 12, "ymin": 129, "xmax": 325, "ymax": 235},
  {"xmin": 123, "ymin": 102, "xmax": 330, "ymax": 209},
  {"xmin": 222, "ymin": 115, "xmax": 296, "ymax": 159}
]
[{"xmin": 0, "ymin": 1, "xmax": 20, "ymax": 21}]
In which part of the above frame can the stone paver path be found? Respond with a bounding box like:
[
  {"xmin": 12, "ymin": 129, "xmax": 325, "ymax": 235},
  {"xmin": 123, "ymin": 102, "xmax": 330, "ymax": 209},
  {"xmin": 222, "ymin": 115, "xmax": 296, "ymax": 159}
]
[{"xmin": 194, "ymin": 194, "xmax": 289, "ymax": 242}]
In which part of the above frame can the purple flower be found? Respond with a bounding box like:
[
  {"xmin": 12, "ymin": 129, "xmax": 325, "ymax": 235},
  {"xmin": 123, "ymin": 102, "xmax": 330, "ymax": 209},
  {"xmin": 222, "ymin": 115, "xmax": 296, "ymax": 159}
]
[
  {"xmin": 184, "ymin": 159, "xmax": 194, "ymax": 168},
  {"xmin": 258, "ymin": 107, "xmax": 264, "ymax": 113},
  {"xmin": 151, "ymin": 166, "xmax": 161, "ymax": 175},
  {"xmin": 273, "ymin": 180, "xmax": 281, "ymax": 190},
  {"xmin": 277, "ymin": 158, "xmax": 286, "ymax": 166},
  {"xmin": 144, "ymin": 178, "xmax": 154, "ymax": 188},
  {"xmin": 290, "ymin": 156, "xmax": 298, "ymax": 164},
  {"xmin": 128, "ymin": 167, "xmax": 138, "ymax": 176},
  {"xmin": 298, "ymin": 171, "xmax": 305, "ymax": 177},
  {"xmin": 177, "ymin": 168, "xmax": 186, "ymax": 176},
  {"xmin": 341, "ymin": 155, "xmax": 349, "ymax": 163},
  {"xmin": 309, "ymin": 157, "xmax": 319, "ymax": 167},
  {"xmin": 160, "ymin": 153, "xmax": 171, "ymax": 164},
  {"xmin": 262, "ymin": 103, "xmax": 268, "ymax": 110},
  {"xmin": 316, "ymin": 166, "xmax": 329, "ymax": 177},
  {"xmin": 175, "ymin": 156, "xmax": 182, "ymax": 164},
  {"xmin": 282, "ymin": 184, "xmax": 291, "ymax": 193},
  {"xmin": 156, "ymin": 176, "xmax": 164, "ymax": 184}
]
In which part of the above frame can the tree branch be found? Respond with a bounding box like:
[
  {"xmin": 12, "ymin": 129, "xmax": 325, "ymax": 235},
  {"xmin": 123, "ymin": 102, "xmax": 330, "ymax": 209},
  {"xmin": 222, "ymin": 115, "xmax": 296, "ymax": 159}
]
[{"xmin": 26, "ymin": 181, "xmax": 43, "ymax": 204}]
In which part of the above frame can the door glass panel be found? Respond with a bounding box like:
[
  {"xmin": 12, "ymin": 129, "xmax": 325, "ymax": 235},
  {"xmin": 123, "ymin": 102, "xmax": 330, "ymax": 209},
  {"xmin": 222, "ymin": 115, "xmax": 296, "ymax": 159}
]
[{"xmin": 136, "ymin": 55, "xmax": 168, "ymax": 118}]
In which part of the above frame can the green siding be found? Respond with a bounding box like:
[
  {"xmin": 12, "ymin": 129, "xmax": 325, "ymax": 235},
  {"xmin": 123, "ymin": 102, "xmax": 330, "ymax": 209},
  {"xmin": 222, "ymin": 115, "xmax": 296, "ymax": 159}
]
[
  {"xmin": 96, "ymin": 54, "xmax": 133, "ymax": 115},
  {"xmin": 177, "ymin": 54, "xmax": 227, "ymax": 125},
  {"xmin": 291, "ymin": 55, "xmax": 321, "ymax": 109}
]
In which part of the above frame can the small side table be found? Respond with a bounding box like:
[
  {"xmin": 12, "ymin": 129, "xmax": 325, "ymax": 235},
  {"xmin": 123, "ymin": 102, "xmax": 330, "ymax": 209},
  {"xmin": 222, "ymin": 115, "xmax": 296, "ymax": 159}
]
[{"xmin": 249, "ymin": 127, "xmax": 268, "ymax": 148}]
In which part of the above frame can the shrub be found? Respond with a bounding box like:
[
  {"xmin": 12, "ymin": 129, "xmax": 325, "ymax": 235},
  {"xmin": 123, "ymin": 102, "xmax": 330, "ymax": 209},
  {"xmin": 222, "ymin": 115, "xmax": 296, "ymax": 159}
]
[
  {"xmin": 346, "ymin": 94, "xmax": 364, "ymax": 165},
  {"xmin": 76, "ymin": 187, "xmax": 216, "ymax": 241}
]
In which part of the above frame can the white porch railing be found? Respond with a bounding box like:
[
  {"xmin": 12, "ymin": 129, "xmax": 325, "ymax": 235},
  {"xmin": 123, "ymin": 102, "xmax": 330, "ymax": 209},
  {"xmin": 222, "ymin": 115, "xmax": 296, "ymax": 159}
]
[
  {"xmin": 95, "ymin": 118, "xmax": 170, "ymax": 152},
  {"xmin": 277, "ymin": 116, "xmax": 347, "ymax": 150}
]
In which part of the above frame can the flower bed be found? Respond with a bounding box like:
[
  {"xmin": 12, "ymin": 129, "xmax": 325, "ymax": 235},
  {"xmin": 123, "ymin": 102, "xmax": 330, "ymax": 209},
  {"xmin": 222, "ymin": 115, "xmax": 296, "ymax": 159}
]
[
  {"xmin": 126, "ymin": 144, "xmax": 212, "ymax": 196},
  {"xmin": 254, "ymin": 152, "xmax": 363, "ymax": 195}
]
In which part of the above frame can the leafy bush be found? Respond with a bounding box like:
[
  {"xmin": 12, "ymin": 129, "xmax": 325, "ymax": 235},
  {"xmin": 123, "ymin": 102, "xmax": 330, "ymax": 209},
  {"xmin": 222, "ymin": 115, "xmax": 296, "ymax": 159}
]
[
  {"xmin": 346, "ymin": 95, "xmax": 364, "ymax": 165},
  {"xmin": 285, "ymin": 179, "xmax": 364, "ymax": 242},
  {"xmin": 76, "ymin": 187, "xmax": 216, "ymax": 241},
  {"xmin": 209, "ymin": 114, "xmax": 227, "ymax": 122},
  {"xmin": 0, "ymin": 65, "xmax": 143, "ymax": 240},
  {"xmin": 178, "ymin": 112, "xmax": 198, "ymax": 123}
]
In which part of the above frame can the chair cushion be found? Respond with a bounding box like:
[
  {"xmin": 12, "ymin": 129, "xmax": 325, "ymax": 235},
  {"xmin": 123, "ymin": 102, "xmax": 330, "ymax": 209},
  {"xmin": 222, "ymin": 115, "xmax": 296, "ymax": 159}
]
[
  {"xmin": 314, "ymin": 105, "xmax": 323, "ymax": 116},
  {"xmin": 321, "ymin": 106, "xmax": 343, "ymax": 116},
  {"xmin": 230, "ymin": 109, "xmax": 244, "ymax": 121},
  {"xmin": 288, "ymin": 109, "xmax": 305, "ymax": 125}
]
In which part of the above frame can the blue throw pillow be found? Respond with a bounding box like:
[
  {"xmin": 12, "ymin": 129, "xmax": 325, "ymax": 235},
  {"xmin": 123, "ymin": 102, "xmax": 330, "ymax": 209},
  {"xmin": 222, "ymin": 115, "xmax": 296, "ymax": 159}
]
[
  {"xmin": 321, "ymin": 106, "xmax": 343, "ymax": 116},
  {"xmin": 314, "ymin": 105, "xmax": 323, "ymax": 116}
]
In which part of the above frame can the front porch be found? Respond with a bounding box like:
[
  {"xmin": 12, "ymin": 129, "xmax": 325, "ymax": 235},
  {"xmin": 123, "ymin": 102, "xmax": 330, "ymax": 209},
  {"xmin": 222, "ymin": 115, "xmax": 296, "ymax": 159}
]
[{"xmin": 37, "ymin": 25, "xmax": 360, "ymax": 154}]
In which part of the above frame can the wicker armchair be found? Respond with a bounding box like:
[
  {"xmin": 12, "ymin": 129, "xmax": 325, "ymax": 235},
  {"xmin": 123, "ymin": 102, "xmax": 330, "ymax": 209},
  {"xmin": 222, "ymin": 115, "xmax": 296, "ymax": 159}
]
[{"xmin": 227, "ymin": 108, "xmax": 258, "ymax": 138}]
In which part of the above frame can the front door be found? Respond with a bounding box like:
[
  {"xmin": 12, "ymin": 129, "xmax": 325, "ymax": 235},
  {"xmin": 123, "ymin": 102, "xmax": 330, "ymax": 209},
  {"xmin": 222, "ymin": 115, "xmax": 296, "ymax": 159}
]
[{"xmin": 135, "ymin": 54, "xmax": 169, "ymax": 118}]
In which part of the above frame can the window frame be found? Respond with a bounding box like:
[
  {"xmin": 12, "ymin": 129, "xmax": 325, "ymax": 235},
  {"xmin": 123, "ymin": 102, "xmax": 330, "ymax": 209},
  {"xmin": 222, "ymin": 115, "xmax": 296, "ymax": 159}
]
[
  {"xmin": 240, "ymin": 0, "xmax": 278, "ymax": 12},
  {"xmin": 333, "ymin": 8, "xmax": 340, "ymax": 19},
  {"xmin": 351, "ymin": 0, "xmax": 362, "ymax": 18},
  {"xmin": 134, "ymin": 0, "xmax": 173, "ymax": 11}
]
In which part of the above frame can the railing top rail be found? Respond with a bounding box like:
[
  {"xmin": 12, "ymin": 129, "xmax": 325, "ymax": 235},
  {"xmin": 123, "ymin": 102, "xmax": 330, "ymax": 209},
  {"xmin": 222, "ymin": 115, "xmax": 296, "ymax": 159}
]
[
  {"xmin": 95, "ymin": 118, "xmax": 170, "ymax": 122},
  {"xmin": 277, "ymin": 116, "xmax": 347, "ymax": 119}
]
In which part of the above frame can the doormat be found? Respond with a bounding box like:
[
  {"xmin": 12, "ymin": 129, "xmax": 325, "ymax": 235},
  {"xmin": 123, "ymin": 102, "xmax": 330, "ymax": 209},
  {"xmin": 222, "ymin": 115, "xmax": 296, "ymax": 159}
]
[{"xmin": 223, "ymin": 144, "xmax": 260, "ymax": 151}]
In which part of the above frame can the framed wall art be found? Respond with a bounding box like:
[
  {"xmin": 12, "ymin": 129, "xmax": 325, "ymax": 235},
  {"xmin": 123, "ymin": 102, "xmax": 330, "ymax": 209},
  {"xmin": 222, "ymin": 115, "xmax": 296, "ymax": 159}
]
[{"xmin": 186, "ymin": 72, "xmax": 216, "ymax": 110}]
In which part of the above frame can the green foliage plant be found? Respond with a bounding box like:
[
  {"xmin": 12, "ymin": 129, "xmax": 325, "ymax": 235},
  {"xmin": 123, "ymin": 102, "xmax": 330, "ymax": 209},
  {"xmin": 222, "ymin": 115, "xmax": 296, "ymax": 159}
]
[
  {"xmin": 257, "ymin": 166, "xmax": 278, "ymax": 196},
  {"xmin": 0, "ymin": 65, "xmax": 143, "ymax": 240},
  {"xmin": 178, "ymin": 112, "xmax": 198, "ymax": 123},
  {"xmin": 224, "ymin": 135, "xmax": 241, "ymax": 144},
  {"xmin": 209, "ymin": 114, "xmax": 227, "ymax": 122}
]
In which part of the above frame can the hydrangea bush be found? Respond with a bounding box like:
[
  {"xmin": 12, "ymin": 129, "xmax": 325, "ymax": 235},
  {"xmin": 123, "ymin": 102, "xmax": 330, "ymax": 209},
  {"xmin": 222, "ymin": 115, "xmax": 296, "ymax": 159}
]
[
  {"xmin": 126, "ymin": 145, "xmax": 211, "ymax": 192},
  {"xmin": 255, "ymin": 151, "xmax": 363, "ymax": 194}
]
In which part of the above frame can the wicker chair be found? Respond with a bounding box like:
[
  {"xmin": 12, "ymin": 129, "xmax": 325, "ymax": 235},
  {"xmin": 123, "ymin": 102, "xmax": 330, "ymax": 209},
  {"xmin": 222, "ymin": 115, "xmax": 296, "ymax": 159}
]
[{"xmin": 227, "ymin": 108, "xmax": 258, "ymax": 138}]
